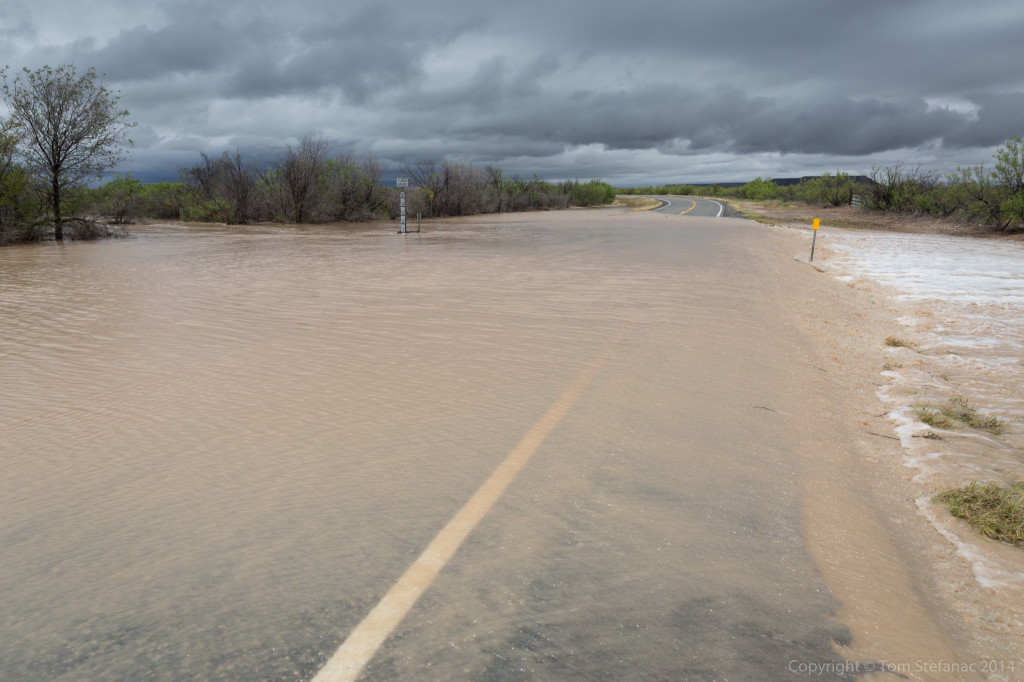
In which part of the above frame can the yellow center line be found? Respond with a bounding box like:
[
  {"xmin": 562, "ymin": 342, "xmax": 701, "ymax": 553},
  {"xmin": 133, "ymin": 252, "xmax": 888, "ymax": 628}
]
[
  {"xmin": 311, "ymin": 339, "xmax": 619, "ymax": 682},
  {"xmin": 679, "ymin": 199, "xmax": 697, "ymax": 215}
]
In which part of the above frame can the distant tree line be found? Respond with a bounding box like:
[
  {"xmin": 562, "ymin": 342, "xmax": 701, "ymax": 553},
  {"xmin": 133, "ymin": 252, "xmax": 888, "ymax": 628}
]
[
  {"xmin": 4, "ymin": 136, "xmax": 618, "ymax": 242},
  {"xmin": 618, "ymin": 173, "xmax": 868, "ymax": 207},
  {"xmin": 73, "ymin": 144, "xmax": 617, "ymax": 228},
  {"xmin": 618, "ymin": 137, "xmax": 1024, "ymax": 232},
  {"xmin": 1, "ymin": 63, "xmax": 616, "ymax": 244}
]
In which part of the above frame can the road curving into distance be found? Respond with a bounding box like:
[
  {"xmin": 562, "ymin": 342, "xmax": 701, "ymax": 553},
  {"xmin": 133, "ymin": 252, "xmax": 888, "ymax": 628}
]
[{"xmin": 648, "ymin": 195, "xmax": 727, "ymax": 218}]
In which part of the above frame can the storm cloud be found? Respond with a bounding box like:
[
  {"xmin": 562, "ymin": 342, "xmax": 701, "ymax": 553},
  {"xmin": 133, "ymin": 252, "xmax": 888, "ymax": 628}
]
[{"xmin": 3, "ymin": 0, "xmax": 1022, "ymax": 183}]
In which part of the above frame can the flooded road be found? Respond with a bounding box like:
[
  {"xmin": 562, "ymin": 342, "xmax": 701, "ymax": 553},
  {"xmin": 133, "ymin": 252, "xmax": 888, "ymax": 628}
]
[{"xmin": 1, "ymin": 212, "xmax": 974, "ymax": 679}]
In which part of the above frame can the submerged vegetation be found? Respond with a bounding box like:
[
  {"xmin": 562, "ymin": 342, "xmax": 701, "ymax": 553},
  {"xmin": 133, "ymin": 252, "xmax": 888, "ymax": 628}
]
[
  {"xmin": 885, "ymin": 336, "xmax": 914, "ymax": 348},
  {"xmin": 915, "ymin": 397, "xmax": 1006, "ymax": 435},
  {"xmin": 935, "ymin": 481, "xmax": 1024, "ymax": 546}
]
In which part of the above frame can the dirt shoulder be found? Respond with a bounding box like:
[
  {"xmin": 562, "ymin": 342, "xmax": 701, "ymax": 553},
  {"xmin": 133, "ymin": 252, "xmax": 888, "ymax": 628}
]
[
  {"xmin": 723, "ymin": 198, "xmax": 1024, "ymax": 241},
  {"xmin": 754, "ymin": 217, "xmax": 1023, "ymax": 677}
]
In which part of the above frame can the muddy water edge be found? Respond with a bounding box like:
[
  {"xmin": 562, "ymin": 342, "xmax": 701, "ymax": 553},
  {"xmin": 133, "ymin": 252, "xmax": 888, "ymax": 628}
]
[{"xmin": 0, "ymin": 211, "xmax": 1000, "ymax": 680}]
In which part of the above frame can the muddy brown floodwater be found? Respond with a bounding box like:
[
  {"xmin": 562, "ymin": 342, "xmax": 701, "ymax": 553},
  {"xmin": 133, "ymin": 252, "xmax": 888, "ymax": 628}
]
[{"xmin": 0, "ymin": 211, "xmax": 999, "ymax": 680}]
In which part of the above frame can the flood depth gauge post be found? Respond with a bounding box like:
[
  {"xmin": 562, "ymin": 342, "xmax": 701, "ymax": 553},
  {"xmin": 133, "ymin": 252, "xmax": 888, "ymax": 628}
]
[{"xmin": 397, "ymin": 177, "xmax": 409, "ymax": 234}]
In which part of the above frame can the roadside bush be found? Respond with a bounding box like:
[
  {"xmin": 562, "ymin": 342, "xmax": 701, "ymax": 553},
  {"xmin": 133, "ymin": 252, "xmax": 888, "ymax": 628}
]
[
  {"xmin": 93, "ymin": 174, "xmax": 141, "ymax": 224},
  {"xmin": 0, "ymin": 165, "xmax": 41, "ymax": 242},
  {"xmin": 564, "ymin": 179, "xmax": 615, "ymax": 206},
  {"xmin": 322, "ymin": 153, "xmax": 387, "ymax": 221},
  {"xmin": 867, "ymin": 163, "xmax": 941, "ymax": 212},
  {"xmin": 740, "ymin": 177, "xmax": 779, "ymax": 201},
  {"xmin": 137, "ymin": 182, "xmax": 186, "ymax": 220},
  {"xmin": 0, "ymin": 118, "xmax": 45, "ymax": 241},
  {"xmin": 1001, "ymin": 193, "xmax": 1024, "ymax": 229},
  {"xmin": 994, "ymin": 136, "xmax": 1024, "ymax": 230},
  {"xmin": 795, "ymin": 172, "xmax": 854, "ymax": 207}
]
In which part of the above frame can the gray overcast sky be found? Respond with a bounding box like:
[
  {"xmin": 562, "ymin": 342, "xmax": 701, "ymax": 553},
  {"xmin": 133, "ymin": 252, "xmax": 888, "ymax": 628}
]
[{"xmin": 3, "ymin": 0, "xmax": 1023, "ymax": 184}]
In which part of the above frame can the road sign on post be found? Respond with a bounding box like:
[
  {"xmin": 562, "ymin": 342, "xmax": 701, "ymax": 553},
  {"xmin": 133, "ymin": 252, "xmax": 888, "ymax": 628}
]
[{"xmin": 396, "ymin": 178, "xmax": 409, "ymax": 233}]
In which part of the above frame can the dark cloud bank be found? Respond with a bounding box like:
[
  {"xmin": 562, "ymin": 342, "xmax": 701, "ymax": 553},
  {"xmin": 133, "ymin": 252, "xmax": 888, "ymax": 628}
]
[{"xmin": 4, "ymin": 0, "xmax": 1023, "ymax": 184}]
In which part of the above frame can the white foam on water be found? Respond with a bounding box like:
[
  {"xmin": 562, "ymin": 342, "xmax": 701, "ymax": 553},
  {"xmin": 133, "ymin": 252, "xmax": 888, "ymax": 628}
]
[
  {"xmin": 916, "ymin": 497, "xmax": 1024, "ymax": 590},
  {"xmin": 827, "ymin": 230, "xmax": 1024, "ymax": 592}
]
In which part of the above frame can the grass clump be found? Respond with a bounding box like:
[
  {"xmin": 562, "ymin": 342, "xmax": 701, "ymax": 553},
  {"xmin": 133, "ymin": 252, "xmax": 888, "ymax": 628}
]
[
  {"xmin": 935, "ymin": 481, "xmax": 1024, "ymax": 546},
  {"xmin": 618, "ymin": 196, "xmax": 662, "ymax": 211},
  {"xmin": 945, "ymin": 397, "xmax": 1005, "ymax": 433},
  {"xmin": 915, "ymin": 397, "xmax": 1006, "ymax": 435},
  {"xmin": 915, "ymin": 407, "xmax": 953, "ymax": 429},
  {"xmin": 885, "ymin": 335, "xmax": 913, "ymax": 348}
]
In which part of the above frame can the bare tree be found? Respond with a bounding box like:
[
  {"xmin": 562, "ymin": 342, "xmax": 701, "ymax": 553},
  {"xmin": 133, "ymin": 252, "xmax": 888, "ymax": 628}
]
[
  {"xmin": 1, "ymin": 65, "xmax": 135, "ymax": 240},
  {"xmin": 281, "ymin": 134, "xmax": 328, "ymax": 223},
  {"xmin": 440, "ymin": 160, "xmax": 487, "ymax": 216},
  {"xmin": 405, "ymin": 158, "xmax": 438, "ymax": 188},
  {"xmin": 181, "ymin": 151, "xmax": 223, "ymax": 201},
  {"xmin": 179, "ymin": 150, "xmax": 258, "ymax": 224},
  {"xmin": 867, "ymin": 163, "xmax": 938, "ymax": 212},
  {"xmin": 359, "ymin": 154, "xmax": 385, "ymax": 215},
  {"xmin": 405, "ymin": 158, "xmax": 441, "ymax": 217},
  {"xmin": 486, "ymin": 164, "xmax": 505, "ymax": 212},
  {"xmin": 223, "ymin": 151, "xmax": 256, "ymax": 224},
  {"xmin": 404, "ymin": 158, "xmax": 492, "ymax": 217},
  {"xmin": 180, "ymin": 151, "xmax": 229, "ymax": 222}
]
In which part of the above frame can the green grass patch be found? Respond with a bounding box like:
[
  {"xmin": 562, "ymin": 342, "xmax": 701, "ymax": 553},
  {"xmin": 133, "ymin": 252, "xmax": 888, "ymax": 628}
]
[
  {"xmin": 915, "ymin": 397, "xmax": 1006, "ymax": 434},
  {"xmin": 885, "ymin": 335, "xmax": 913, "ymax": 348},
  {"xmin": 935, "ymin": 481, "xmax": 1024, "ymax": 546}
]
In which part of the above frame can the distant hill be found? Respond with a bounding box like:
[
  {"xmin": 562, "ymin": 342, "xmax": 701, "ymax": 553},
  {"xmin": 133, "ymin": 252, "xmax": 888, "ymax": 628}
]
[
  {"xmin": 768, "ymin": 175, "xmax": 873, "ymax": 187},
  {"xmin": 683, "ymin": 175, "xmax": 873, "ymax": 188}
]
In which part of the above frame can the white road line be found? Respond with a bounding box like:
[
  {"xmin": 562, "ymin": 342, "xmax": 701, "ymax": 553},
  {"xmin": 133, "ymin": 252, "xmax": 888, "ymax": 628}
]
[
  {"xmin": 710, "ymin": 200, "xmax": 724, "ymax": 218},
  {"xmin": 311, "ymin": 341, "xmax": 617, "ymax": 682}
]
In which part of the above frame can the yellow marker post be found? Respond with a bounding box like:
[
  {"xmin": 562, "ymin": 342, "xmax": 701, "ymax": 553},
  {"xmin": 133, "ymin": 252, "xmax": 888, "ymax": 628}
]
[{"xmin": 810, "ymin": 218, "xmax": 820, "ymax": 262}]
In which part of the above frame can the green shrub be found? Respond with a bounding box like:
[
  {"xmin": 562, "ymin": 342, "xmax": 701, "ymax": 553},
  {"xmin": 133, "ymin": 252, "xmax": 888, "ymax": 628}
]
[
  {"xmin": 740, "ymin": 177, "xmax": 779, "ymax": 201},
  {"xmin": 566, "ymin": 179, "xmax": 616, "ymax": 206},
  {"xmin": 795, "ymin": 172, "xmax": 854, "ymax": 207}
]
